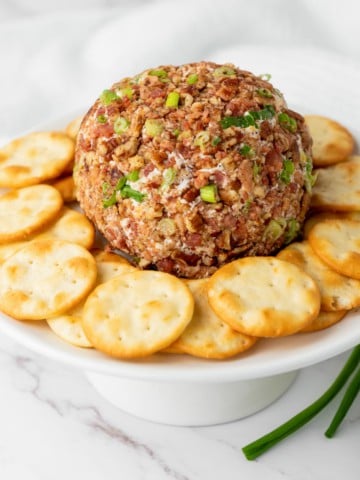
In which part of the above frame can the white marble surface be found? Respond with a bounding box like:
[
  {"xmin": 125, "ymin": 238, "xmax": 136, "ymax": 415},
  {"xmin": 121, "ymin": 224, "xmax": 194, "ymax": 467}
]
[{"xmin": 1, "ymin": 1, "xmax": 360, "ymax": 478}]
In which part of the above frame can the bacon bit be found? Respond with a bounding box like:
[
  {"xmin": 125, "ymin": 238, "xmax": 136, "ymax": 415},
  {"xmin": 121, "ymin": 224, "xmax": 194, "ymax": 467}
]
[
  {"xmin": 177, "ymin": 249, "xmax": 201, "ymax": 264},
  {"xmin": 182, "ymin": 188, "xmax": 198, "ymax": 202},
  {"xmin": 194, "ymin": 171, "xmax": 210, "ymax": 189},
  {"xmin": 143, "ymin": 162, "xmax": 156, "ymax": 176},
  {"xmin": 156, "ymin": 257, "xmax": 175, "ymax": 273},
  {"xmin": 212, "ymin": 170, "xmax": 227, "ymax": 187}
]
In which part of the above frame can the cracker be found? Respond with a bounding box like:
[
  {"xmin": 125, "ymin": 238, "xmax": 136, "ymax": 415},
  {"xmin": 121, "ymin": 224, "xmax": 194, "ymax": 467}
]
[
  {"xmin": 303, "ymin": 211, "xmax": 360, "ymax": 239},
  {"xmin": 50, "ymin": 176, "xmax": 76, "ymax": 202},
  {"xmin": 0, "ymin": 131, "xmax": 75, "ymax": 188},
  {"xmin": 169, "ymin": 278, "xmax": 257, "ymax": 359},
  {"xmin": 47, "ymin": 251, "xmax": 136, "ymax": 347},
  {"xmin": 0, "ymin": 184, "xmax": 63, "ymax": 244},
  {"xmin": 82, "ymin": 270, "xmax": 194, "ymax": 358},
  {"xmin": 301, "ymin": 310, "xmax": 347, "ymax": 333},
  {"xmin": 277, "ymin": 241, "xmax": 360, "ymax": 311},
  {"xmin": 304, "ymin": 115, "xmax": 354, "ymax": 167},
  {"xmin": 207, "ymin": 257, "xmax": 320, "ymax": 337},
  {"xmin": 0, "ymin": 239, "xmax": 97, "ymax": 320},
  {"xmin": 310, "ymin": 161, "xmax": 360, "ymax": 211},
  {"xmin": 308, "ymin": 218, "xmax": 360, "ymax": 279},
  {"xmin": 65, "ymin": 115, "xmax": 83, "ymax": 140}
]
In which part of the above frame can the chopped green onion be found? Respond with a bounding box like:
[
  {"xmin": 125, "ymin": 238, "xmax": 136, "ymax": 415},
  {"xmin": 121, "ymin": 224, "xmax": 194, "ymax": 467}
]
[
  {"xmin": 221, "ymin": 105, "xmax": 275, "ymax": 129},
  {"xmin": 253, "ymin": 162, "xmax": 261, "ymax": 178},
  {"xmin": 263, "ymin": 219, "xmax": 286, "ymax": 242},
  {"xmin": 214, "ymin": 66, "xmax": 236, "ymax": 77},
  {"xmin": 279, "ymin": 158, "xmax": 295, "ymax": 184},
  {"xmin": 278, "ymin": 112, "xmax": 297, "ymax": 133},
  {"xmin": 116, "ymin": 87, "xmax": 133, "ymax": 99},
  {"xmin": 211, "ymin": 136, "xmax": 221, "ymax": 146},
  {"xmin": 144, "ymin": 119, "xmax": 163, "ymax": 137},
  {"xmin": 165, "ymin": 92, "xmax": 180, "ymax": 108},
  {"xmin": 259, "ymin": 73, "xmax": 272, "ymax": 81},
  {"xmin": 102, "ymin": 191, "xmax": 118, "ymax": 208},
  {"xmin": 127, "ymin": 170, "xmax": 140, "ymax": 182},
  {"xmin": 100, "ymin": 89, "xmax": 118, "ymax": 106},
  {"xmin": 149, "ymin": 69, "xmax": 168, "ymax": 80},
  {"xmin": 239, "ymin": 144, "xmax": 254, "ymax": 157},
  {"xmin": 96, "ymin": 114, "xmax": 107, "ymax": 124},
  {"xmin": 242, "ymin": 345, "xmax": 360, "ymax": 461},
  {"xmin": 325, "ymin": 364, "xmax": 360, "ymax": 438},
  {"xmin": 187, "ymin": 73, "xmax": 198, "ymax": 85},
  {"xmin": 304, "ymin": 155, "xmax": 317, "ymax": 193},
  {"xmin": 161, "ymin": 167, "xmax": 177, "ymax": 190},
  {"xmin": 172, "ymin": 128, "xmax": 181, "ymax": 137},
  {"xmin": 256, "ymin": 88, "xmax": 273, "ymax": 98},
  {"xmin": 114, "ymin": 117, "xmax": 130, "ymax": 135},
  {"xmin": 200, "ymin": 184, "xmax": 218, "ymax": 203},
  {"xmin": 120, "ymin": 185, "xmax": 146, "ymax": 202},
  {"xmin": 194, "ymin": 131, "xmax": 210, "ymax": 150},
  {"xmin": 285, "ymin": 218, "xmax": 300, "ymax": 244},
  {"xmin": 242, "ymin": 198, "xmax": 252, "ymax": 213},
  {"xmin": 115, "ymin": 176, "xmax": 127, "ymax": 191}
]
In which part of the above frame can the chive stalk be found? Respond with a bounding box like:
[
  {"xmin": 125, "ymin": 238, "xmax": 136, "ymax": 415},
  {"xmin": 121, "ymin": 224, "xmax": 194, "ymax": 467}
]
[
  {"xmin": 325, "ymin": 364, "xmax": 360, "ymax": 438},
  {"xmin": 242, "ymin": 345, "xmax": 360, "ymax": 461}
]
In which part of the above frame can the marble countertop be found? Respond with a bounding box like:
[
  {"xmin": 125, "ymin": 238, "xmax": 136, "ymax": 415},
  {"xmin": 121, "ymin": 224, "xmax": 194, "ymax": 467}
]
[{"xmin": 1, "ymin": 1, "xmax": 360, "ymax": 478}]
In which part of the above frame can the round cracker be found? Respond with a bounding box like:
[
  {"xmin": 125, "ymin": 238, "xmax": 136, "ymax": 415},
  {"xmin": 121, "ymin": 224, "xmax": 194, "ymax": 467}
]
[
  {"xmin": 308, "ymin": 218, "xmax": 360, "ymax": 279},
  {"xmin": 0, "ymin": 239, "xmax": 97, "ymax": 320},
  {"xmin": 304, "ymin": 115, "xmax": 354, "ymax": 167},
  {"xmin": 277, "ymin": 241, "xmax": 360, "ymax": 311},
  {"xmin": 303, "ymin": 211, "xmax": 360, "ymax": 239},
  {"xmin": 0, "ymin": 131, "xmax": 75, "ymax": 188},
  {"xmin": 0, "ymin": 184, "xmax": 63, "ymax": 244},
  {"xmin": 82, "ymin": 270, "xmax": 194, "ymax": 358},
  {"xmin": 207, "ymin": 257, "xmax": 320, "ymax": 337},
  {"xmin": 301, "ymin": 310, "xmax": 347, "ymax": 333},
  {"xmin": 50, "ymin": 175, "xmax": 76, "ymax": 202},
  {"xmin": 47, "ymin": 251, "xmax": 136, "ymax": 347},
  {"xmin": 169, "ymin": 278, "xmax": 257, "ymax": 359},
  {"xmin": 65, "ymin": 115, "xmax": 84, "ymax": 140},
  {"xmin": 310, "ymin": 161, "xmax": 360, "ymax": 211}
]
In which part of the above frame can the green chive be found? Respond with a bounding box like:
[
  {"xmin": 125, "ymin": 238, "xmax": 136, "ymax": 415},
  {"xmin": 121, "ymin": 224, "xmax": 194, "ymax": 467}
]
[
  {"xmin": 165, "ymin": 92, "xmax": 180, "ymax": 108},
  {"xmin": 242, "ymin": 345, "xmax": 360, "ymax": 461},
  {"xmin": 239, "ymin": 144, "xmax": 254, "ymax": 157},
  {"xmin": 116, "ymin": 87, "xmax": 133, "ymax": 99},
  {"xmin": 115, "ymin": 176, "xmax": 127, "ymax": 191},
  {"xmin": 256, "ymin": 88, "xmax": 273, "ymax": 98},
  {"xmin": 173, "ymin": 128, "xmax": 181, "ymax": 138},
  {"xmin": 263, "ymin": 219, "xmax": 286, "ymax": 242},
  {"xmin": 221, "ymin": 105, "xmax": 275, "ymax": 129},
  {"xmin": 212, "ymin": 136, "xmax": 221, "ymax": 146},
  {"xmin": 278, "ymin": 112, "xmax": 297, "ymax": 133},
  {"xmin": 114, "ymin": 117, "xmax": 130, "ymax": 135},
  {"xmin": 127, "ymin": 170, "xmax": 140, "ymax": 182},
  {"xmin": 285, "ymin": 218, "xmax": 300, "ymax": 244},
  {"xmin": 214, "ymin": 66, "xmax": 236, "ymax": 77},
  {"xmin": 200, "ymin": 184, "xmax": 218, "ymax": 203},
  {"xmin": 149, "ymin": 69, "xmax": 168, "ymax": 80},
  {"xmin": 120, "ymin": 185, "xmax": 146, "ymax": 202},
  {"xmin": 100, "ymin": 89, "xmax": 118, "ymax": 106},
  {"xmin": 161, "ymin": 167, "xmax": 177, "ymax": 190},
  {"xmin": 96, "ymin": 114, "xmax": 107, "ymax": 124},
  {"xmin": 325, "ymin": 364, "xmax": 360, "ymax": 438},
  {"xmin": 304, "ymin": 155, "xmax": 316, "ymax": 193},
  {"xmin": 279, "ymin": 158, "xmax": 295, "ymax": 184},
  {"xmin": 102, "ymin": 191, "xmax": 117, "ymax": 208},
  {"xmin": 145, "ymin": 119, "xmax": 163, "ymax": 137},
  {"xmin": 253, "ymin": 162, "xmax": 261, "ymax": 178},
  {"xmin": 187, "ymin": 73, "xmax": 198, "ymax": 85}
]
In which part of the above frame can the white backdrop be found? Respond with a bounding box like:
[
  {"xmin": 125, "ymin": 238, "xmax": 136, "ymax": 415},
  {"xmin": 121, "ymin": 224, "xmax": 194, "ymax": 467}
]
[{"xmin": 0, "ymin": 0, "xmax": 359, "ymax": 140}]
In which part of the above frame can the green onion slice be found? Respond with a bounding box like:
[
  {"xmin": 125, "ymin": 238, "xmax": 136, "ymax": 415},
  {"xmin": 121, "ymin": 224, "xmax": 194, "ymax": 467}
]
[
  {"xmin": 165, "ymin": 92, "xmax": 180, "ymax": 108},
  {"xmin": 161, "ymin": 167, "xmax": 177, "ymax": 190},
  {"xmin": 239, "ymin": 144, "xmax": 254, "ymax": 157},
  {"xmin": 200, "ymin": 184, "xmax": 218, "ymax": 203},
  {"xmin": 114, "ymin": 117, "xmax": 130, "ymax": 134},
  {"xmin": 194, "ymin": 131, "xmax": 210, "ymax": 150},
  {"xmin": 116, "ymin": 86, "xmax": 133, "ymax": 99},
  {"xmin": 214, "ymin": 66, "xmax": 236, "ymax": 77},
  {"xmin": 256, "ymin": 88, "xmax": 273, "ymax": 98},
  {"xmin": 285, "ymin": 218, "xmax": 300, "ymax": 244},
  {"xmin": 279, "ymin": 158, "xmax": 295, "ymax": 184},
  {"xmin": 120, "ymin": 185, "xmax": 146, "ymax": 202},
  {"xmin": 187, "ymin": 73, "xmax": 198, "ymax": 85},
  {"xmin": 263, "ymin": 219, "xmax": 286, "ymax": 242},
  {"xmin": 259, "ymin": 73, "xmax": 272, "ymax": 81},
  {"xmin": 96, "ymin": 114, "xmax": 107, "ymax": 124},
  {"xmin": 278, "ymin": 112, "xmax": 297, "ymax": 133},
  {"xmin": 100, "ymin": 89, "xmax": 118, "ymax": 106},
  {"xmin": 127, "ymin": 170, "xmax": 140, "ymax": 182},
  {"xmin": 149, "ymin": 69, "xmax": 168, "ymax": 80},
  {"xmin": 221, "ymin": 105, "xmax": 275, "ymax": 129}
]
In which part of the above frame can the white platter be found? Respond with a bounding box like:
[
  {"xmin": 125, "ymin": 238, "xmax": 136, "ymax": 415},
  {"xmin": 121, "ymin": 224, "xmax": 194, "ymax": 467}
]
[{"xmin": 1, "ymin": 46, "xmax": 360, "ymax": 425}]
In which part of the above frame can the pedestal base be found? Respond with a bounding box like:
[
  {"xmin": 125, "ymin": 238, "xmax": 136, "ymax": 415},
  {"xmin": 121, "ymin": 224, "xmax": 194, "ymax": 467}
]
[{"xmin": 86, "ymin": 370, "xmax": 298, "ymax": 426}]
